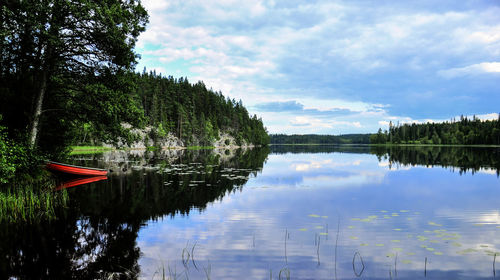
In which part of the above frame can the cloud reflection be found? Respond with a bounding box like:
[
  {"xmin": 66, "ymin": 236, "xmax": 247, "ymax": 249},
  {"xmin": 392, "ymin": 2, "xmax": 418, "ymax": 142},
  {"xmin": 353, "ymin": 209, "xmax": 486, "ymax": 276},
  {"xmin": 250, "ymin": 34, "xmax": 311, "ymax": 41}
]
[{"xmin": 137, "ymin": 150, "xmax": 500, "ymax": 279}]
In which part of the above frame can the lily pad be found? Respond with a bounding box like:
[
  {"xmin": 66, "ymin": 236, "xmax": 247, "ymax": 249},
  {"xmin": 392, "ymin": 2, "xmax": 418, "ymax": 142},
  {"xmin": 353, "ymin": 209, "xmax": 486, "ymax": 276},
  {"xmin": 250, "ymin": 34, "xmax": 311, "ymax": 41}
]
[
  {"xmin": 442, "ymin": 237, "xmax": 458, "ymax": 240},
  {"xmin": 391, "ymin": 240, "xmax": 401, "ymax": 243},
  {"xmin": 351, "ymin": 218, "xmax": 361, "ymax": 221},
  {"xmin": 308, "ymin": 214, "xmax": 320, "ymax": 218},
  {"xmin": 360, "ymin": 243, "xmax": 369, "ymax": 246},
  {"xmin": 393, "ymin": 228, "xmax": 402, "ymax": 231},
  {"xmin": 426, "ymin": 247, "xmax": 435, "ymax": 251},
  {"xmin": 402, "ymin": 260, "xmax": 412, "ymax": 264},
  {"xmin": 299, "ymin": 228, "xmax": 308, "ymax": 231},
  {"xmin": 319, "ymin": 232, "xmax": 328, "ymax": 236},
  {"xmin": 375, "ymin": 244, "xmax": 385, "ymax": 247},
  {"xmin": 380, "ymin": 210, "xmax": 388, "ymax": 213},
  {"xmin": 400, "ymin": 210, "xmax": 410, "ymax": 213},
  {"xmin": 350, "ymin": 236, "xmax": 359, "ymax": 240},
  {"xmin": 428, "ymin": 222, "xmax": 442, "ymax": 227},
  {"xmin": 434, "ymin": 252, "xmax": 443, "ymax": 255},
  {"xmin": 393, "ymin": 247, "xmax": 403, "ymax": 252},
  {"xmin": 348, "ymin": 226, "xmax": 355, "ymax": 229},
  {"xmin": 406, "ymin": 252, "xmax": 416, "ymax": 256},
  {"xmin": 457, "ymin": 248, "xmax": 478, "ymax": 254},
  {"xmin": 417, "ymin": 236, "xmax": 428, "ymax": 241},
  {"xmin": 452, "ymin": 242, "xmax": 462, "ymax": 247}
]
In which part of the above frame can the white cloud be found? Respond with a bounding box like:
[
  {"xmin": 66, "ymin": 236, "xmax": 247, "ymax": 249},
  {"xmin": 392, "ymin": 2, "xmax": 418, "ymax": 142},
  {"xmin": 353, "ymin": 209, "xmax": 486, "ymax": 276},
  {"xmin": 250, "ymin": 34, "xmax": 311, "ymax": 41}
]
[
  {"xmin": 378, "ymin": 121, "xmax": 390, "ymax": 127},
  {"xmin": 144, "ymin": 66, "xmax": 167, "ymax": 76},
  {"xmin": 474, "ymin": 113, "xmax": 500, "ymax": 120},
  {"xmin": 438, "ymin": 62, "xmax": 500, "ymax": 78},
  {"xmin": 465, "ymin": 26, "xmax": 500, "ymax": 44}
]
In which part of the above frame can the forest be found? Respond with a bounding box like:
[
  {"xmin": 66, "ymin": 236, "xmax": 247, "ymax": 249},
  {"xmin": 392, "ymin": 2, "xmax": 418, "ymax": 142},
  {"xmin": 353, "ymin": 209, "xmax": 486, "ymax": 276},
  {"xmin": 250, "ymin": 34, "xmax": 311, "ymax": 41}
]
[
  {"xmin": 370, "ymin": 116, "xmax": 500, "ymax": 145},
  {"xmin": 270, "ymin": 133, "xmax": 370, "ymax": 144},
  {"xmin": 121, "ymin": 70, "xmax": 269, "ymax": 147}
]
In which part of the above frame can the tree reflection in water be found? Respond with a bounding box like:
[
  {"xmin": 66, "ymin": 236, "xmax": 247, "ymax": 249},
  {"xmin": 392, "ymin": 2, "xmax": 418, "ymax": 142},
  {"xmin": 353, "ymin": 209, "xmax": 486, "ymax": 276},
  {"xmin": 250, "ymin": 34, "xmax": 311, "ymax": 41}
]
[
  {"xmin": 370, "ymin": 146, "xmax": 500, "ymax": 176},
  {"xmin": 270, "ymin": 145, "xmax": 500, "ymax": 175}
]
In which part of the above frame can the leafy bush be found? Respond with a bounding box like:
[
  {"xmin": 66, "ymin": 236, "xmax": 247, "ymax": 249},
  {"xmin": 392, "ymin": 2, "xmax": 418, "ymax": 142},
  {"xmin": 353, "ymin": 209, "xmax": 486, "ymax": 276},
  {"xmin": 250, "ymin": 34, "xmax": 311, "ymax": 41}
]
[
  {"xmin": 0, "ymin": 116, "xmax": 41, "ymax": 184},
  {"xmin": 0, "ymin": 126, "xmax": 16, "ymax": 183}
]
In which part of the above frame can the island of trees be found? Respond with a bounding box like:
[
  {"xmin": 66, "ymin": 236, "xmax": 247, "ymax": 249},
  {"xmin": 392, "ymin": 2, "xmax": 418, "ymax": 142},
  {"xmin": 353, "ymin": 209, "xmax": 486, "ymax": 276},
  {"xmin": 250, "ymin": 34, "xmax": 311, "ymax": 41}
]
[{"xmin": 370, "ymin": 116, "xmax": 500, "ymax": 145}]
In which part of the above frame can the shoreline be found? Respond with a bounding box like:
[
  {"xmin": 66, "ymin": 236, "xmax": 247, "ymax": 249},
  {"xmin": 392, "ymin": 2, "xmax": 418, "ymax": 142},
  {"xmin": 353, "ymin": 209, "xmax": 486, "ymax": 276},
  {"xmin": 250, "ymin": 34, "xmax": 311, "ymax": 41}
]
[{"xmin": 70, "ymin": 144, "xmax": 258, "ymax": 155}]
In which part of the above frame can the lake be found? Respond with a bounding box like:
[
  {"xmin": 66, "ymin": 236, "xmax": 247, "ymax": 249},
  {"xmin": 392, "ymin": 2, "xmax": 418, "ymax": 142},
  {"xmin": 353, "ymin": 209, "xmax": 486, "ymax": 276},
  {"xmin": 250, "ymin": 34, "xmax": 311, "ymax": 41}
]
[{"xmin": 1, "ymin": 145, "xmax": 500, "ymax": 279}]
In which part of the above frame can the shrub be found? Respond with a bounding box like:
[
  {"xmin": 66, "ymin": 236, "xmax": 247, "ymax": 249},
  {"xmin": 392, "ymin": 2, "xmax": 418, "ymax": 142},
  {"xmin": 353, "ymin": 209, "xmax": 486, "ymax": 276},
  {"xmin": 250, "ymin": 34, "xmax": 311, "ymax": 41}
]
[
  {"xmin": 0, "ymin": 127, "xmax": 16, "ymax": 183},
  {"xmin": 0, "ymin": 116, "xmax": 41, "ymax": 183}
]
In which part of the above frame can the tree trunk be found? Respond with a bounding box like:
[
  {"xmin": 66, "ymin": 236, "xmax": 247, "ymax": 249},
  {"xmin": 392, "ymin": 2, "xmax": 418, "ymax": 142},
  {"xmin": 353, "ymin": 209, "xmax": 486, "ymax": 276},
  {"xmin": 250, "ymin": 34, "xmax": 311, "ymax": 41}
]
[{"xmin": 29, "ymin": 70, "xmax": 48, "ymax": 148}]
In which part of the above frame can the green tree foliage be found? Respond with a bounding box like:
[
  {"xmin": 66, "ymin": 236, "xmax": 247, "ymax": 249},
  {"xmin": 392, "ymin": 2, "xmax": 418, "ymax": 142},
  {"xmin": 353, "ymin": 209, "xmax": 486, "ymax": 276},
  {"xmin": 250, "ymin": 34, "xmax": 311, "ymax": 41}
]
[
  {"xmin": 0, "ymin": 115, "xmax": 40, "ymax": 183},
  {"xmin": 0, "ymin": 118, "xmax": 16, "ymax": 183},
  {"xmin": 370, "ymin": 115, "xmax": 500, "ymax": 145},
  {"xmin": 0, "ymin": 0, "xmax": 148, "ymax": 155},
  {"xmin": 369, "ymin": 128, "xmax": 387, "ymax": 144},
  {"xmin": 270, "ymin": 134, "xmax": 371, "ymax": 144},
  {"xmin": 126, "ymin": 71, "xmax": 270, "ymax": 146}
]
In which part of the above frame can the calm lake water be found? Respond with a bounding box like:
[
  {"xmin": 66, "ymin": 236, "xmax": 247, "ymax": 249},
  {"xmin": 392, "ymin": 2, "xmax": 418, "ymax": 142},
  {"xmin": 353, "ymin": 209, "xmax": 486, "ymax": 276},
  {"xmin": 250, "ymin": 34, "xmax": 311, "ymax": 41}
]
[{"xmin": 2, "ymin": 145, "xmax": 500, "ymax": 279}]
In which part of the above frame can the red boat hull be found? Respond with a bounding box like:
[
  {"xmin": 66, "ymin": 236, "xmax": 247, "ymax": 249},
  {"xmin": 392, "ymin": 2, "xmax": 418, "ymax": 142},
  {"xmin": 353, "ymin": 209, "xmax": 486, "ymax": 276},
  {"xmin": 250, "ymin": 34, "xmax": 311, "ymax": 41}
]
[{"xmin": 46, "ymin": 161, "xmax": 108, "ymax": 176}]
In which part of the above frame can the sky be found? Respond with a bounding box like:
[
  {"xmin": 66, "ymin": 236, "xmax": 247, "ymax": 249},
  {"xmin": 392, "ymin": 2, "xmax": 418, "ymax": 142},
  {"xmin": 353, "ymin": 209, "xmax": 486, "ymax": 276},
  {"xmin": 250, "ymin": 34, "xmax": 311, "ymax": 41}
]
[{"xmin": 135, "ymin": 0, "xmax": 500, "ymax": 134}]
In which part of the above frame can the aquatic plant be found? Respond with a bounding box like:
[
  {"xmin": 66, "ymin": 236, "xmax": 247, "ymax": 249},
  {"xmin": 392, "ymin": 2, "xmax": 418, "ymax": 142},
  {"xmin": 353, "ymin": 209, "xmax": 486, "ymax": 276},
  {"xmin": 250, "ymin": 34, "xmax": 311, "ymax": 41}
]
[{"xmin": 0, "ymin": 175, "xmax": 68, "ymax": 222}]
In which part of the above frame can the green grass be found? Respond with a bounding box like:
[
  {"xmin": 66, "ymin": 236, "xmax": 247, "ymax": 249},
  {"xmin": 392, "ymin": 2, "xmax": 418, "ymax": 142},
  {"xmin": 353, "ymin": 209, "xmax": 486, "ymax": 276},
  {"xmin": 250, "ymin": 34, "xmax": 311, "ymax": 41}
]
[
  {"xmin": 70, "ymin": 145, "xmax": 112, "ymax": 155},
  {"xmin": 0, "ymin": 175, "xmax": 68, "ymax": 223}
]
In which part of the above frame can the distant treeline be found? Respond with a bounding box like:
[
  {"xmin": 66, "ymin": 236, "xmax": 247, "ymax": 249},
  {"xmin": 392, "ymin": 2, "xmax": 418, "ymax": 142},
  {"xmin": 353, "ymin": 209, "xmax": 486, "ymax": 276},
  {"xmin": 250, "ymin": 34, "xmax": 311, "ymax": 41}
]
[
  {"xmin": 370, "ymin": 116, "xmax": 500, "ymax": 145},
  {"xmin": 270, "ymin": 134, "xmax": 370, "ymax": 144}
]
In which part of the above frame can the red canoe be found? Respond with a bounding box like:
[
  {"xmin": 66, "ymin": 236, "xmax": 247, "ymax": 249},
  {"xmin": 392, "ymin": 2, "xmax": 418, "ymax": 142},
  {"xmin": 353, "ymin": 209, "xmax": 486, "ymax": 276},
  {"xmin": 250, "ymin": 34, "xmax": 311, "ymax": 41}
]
[{"xmin": 46, "ymin": 161, "xmax": 108, "ymax": 176}]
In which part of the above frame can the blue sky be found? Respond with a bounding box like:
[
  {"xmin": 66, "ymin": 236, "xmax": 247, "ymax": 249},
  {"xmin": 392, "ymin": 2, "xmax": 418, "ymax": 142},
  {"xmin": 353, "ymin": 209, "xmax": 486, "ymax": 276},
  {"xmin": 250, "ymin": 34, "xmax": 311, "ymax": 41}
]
[{"xmin": 135, "ymin": 0, "xmax": 500, "ymax": 134}]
